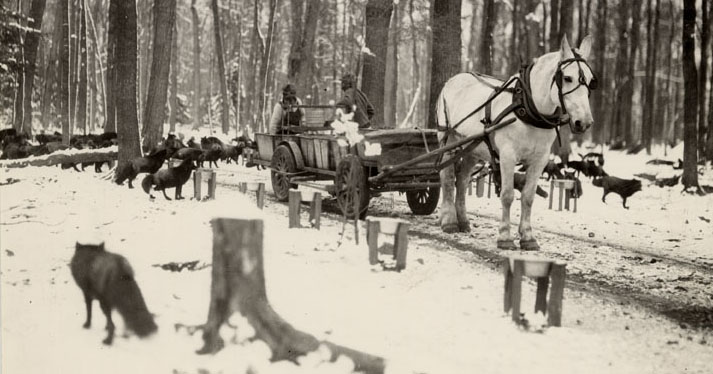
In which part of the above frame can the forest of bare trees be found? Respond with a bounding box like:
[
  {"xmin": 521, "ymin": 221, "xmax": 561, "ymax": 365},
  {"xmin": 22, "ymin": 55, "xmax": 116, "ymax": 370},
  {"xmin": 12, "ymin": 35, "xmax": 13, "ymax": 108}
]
[{"xmin": 1, "ymin": 0, "xmax": 711, "ymax": 188}]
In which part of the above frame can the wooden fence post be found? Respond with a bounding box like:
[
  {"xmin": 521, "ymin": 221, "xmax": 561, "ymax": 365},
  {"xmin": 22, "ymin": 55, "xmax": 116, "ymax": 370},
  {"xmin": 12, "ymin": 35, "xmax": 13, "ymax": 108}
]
[{"xmin": 288, "ymin": 190, "xmax": 302, "ymax": 228}]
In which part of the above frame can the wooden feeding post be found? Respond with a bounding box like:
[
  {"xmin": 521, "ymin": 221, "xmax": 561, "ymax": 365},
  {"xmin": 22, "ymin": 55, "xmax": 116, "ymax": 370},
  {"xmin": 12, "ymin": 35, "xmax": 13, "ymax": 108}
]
[
  {"xmin": 237, "ymin": 181, "xmax": 266, "ymax": 209},
  {"xmin": 288, "ymin": 190, "xmax": 322, "ymax": 229},
  {"xmin": 487, "ymin": 171, "xmax": 492, "ymax": 198},
  {"xmin": 502, "ymin": 256, "xmax": 566, "ymax": 327},
  {"xmin": 366, "ymin": 217, "xmax": 409, "ymax": 271},
  {"xmin": 469, "ymin": 176, "xmax": 487, "ymax": 198},
  {"xmin": 193, "ymin": 168, "xmax": 217, "ymax": 200},
  {"xmin": 198, "ymin": 217, "xmax": 385, "ymax": 373},
  {"xmin": 548, "ymin": 179, "xmax": 577, "ymax": 212}
]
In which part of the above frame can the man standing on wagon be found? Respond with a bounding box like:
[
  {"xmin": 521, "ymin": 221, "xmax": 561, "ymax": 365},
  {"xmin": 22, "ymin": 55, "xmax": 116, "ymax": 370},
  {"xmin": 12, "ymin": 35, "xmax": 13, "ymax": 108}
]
[{"xmin": 336, "ymin": 73, "xmax": 376, "ymax": 129}]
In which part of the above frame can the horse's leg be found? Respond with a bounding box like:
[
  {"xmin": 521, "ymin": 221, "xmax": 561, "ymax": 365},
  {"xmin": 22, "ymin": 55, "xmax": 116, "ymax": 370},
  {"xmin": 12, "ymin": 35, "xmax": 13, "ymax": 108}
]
[
  {"xmin": 518, "ymin": 154, "xmax": 549, "ymax": 251},
  {"xmin": 439, "ymin": 154, "xmax": 459, "ymax": 233},
  {"xmin": 497, "ymin": 154, "xmax": 516, "ymax": 250},
  {"xmin": 455, "ymin": 153, "xmax": 479, "ymax": 232}
]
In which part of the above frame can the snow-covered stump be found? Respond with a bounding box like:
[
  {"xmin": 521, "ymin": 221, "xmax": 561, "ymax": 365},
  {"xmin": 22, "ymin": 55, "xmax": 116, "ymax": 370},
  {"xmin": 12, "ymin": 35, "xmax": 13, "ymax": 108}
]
[
  {"xmin": 549, "ymin": 180, "xmax": 577, "ymax": 212},
  {"xmin": 237, "ymin": 182, "xmax": 266, "ymax": 209},
  {"xmin": 502, "ymin": 257, "xmax": 567, "ymax": 327},
  {"xmin": 198, "ymin": 217, "xmax": 386, "ymax": 373},
  {"xmin": 366, "ymin": 218, "xmax": 409, "ymax": 271},
  {"xmin": 288, "ymin": 190, "xmax": 322, "ymax": 229},
  {"xmin": 193, "ymin": 169, "xmax": 217, "ymax": 201}
]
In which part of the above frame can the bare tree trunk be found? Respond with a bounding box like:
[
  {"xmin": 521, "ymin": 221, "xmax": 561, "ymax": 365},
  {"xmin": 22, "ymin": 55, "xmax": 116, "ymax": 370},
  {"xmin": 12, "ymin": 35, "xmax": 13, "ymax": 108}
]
[
  {"xmin": 105, "ymin": 0, "xmax": 117, "ymax": 133},
  {"xmin": 211, "ymin": 0, "xmax": 232, "ymax": 134},
  {"xmin": 258, "ymin": 0, "xmax": 277, "ymax": 131},
  {"xmin": 549, "ymin": 0, "xmax": 559, "ymax": 51},
  {"xmin": 169, "ymin": 20, "xmax": 178, "ymax": 133},
  {"xmin": 361, "ymin": 0, "xmax": 393, "ymax": 128},
  {"xmin": 611, "ymin": 1, "xmax": 630, "ymax": 144},
  {"xmin": 479, "ymin": 0, "xmax": 496, "ymax": 74},
  {"xmin": 698, "ymin": 0, "xmax": 709, "ymax": 158},
  {"xmin": 624, "ymin": 0, "xmax": 642, "ymax": 146},
  {"xmin": 409, "ymin": 0, "xmax": 421, "ymax": 126},
  {"xmin": 591, "ymin": 0, "xmax": 607, "ymax": 144},
  {"xmin": 523, "ymin": 0, "xmax": 540, "ymax": 64},
  {"xmin": 559, "ymin": 0, "xmax": 573, "ymax": 43},
  {"xmin": 384, "ymin": 1, "xmax": 400, "ymax": 127},
  {"xmin": 509, "ymin": 0, "xmax": 519, "ymax": 72},
  {"xmin": 142, "ymin": 0, "xmax": 176, "ymax": 151},
  {"xmin": 13, "ymin": 0, "xmax": 47, "ymax": 136},
  {"xmin": 681, "ymin": 0, "xmax": 699, "ymax": 189},
  {"xmin": 191, "ymin": 0, "xmax": 202, "ymax": 130},
  {"xmin": 60, "ymin": 0, "xmax": 71, "ymax": 144},
  {"xmin": 642, "ymin": 0, "xmax": 660, "ymax": 153},
  {"xmin": 110, "ymin": 0, "xmax": 142, "ymax": 162},
  {"xmin": 76, "ymin": 0, "xmax": 88, "ymax": 134},
  {"xmin": 428, "ymin": 0, "xmax": 462, "ymax": 129}
]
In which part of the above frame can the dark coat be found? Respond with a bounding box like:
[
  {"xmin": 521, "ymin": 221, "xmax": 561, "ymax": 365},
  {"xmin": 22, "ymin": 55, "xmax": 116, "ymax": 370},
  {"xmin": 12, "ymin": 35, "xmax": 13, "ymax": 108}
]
[{"xmin": 337, "ymin": 87, "xmax": 375, "ymax": 128}]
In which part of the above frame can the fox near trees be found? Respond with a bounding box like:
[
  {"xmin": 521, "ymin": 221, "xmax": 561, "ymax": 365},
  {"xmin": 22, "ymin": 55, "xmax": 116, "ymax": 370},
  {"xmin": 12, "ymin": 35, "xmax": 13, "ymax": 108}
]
[{"xmin": 70, "ymin": 242, "xmax": 157, "ymax": 345}]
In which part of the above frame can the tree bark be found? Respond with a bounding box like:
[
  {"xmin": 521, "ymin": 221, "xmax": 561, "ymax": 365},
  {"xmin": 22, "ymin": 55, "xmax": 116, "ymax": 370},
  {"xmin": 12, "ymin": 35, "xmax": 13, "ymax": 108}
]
[
  {"xmin": 681, "ymin": 0, "xmax": 699, "ymax": 188},
  {"xmin": 549, "ymin": 0, "xmax": 559, "ymax": 51},
  {"xmin": 60, "ymin": 0, "xmax": 70, "ymax": 144},
  {"xmin": 110, "ymin": 0, "xmax": 142, "ymax": 163},
  {"xmin": 479, "ymin": 0, "xmax": 495, "ymax": 73},
  {"xmin": 198, "ymin": 218, "xmax": 386, "ymax": 373},
  {"xmin": 698, "ymin": 0, "xmax": 709, "ymax": 158},
  {"xmin": 76, "ymin": 0, "xmax": 88, "ymax": 134},
  {"xmin": 105, "ymin": 0, "xmax": 117, "ymax": 133},
  {"xmin": 558, "ymin": 0, "xmax": 573, "ymax": 42},
  {"xmin": 258, "ymin": 0, "xmax": 277, "ymax": 131},
  {"xmin": 428, "ymin": 0, "xmax": 462, "ymax": 129},
  {"xmin": 288, "ymin": 0, "xmax": 320, "ymax": 100},
  {"xmin": 384, "ymin": 1, "xmax": 401, "ymax": 127},
  {"xmin": 509, "ymin": 0, "xmax": 519, "ymax": 72},
  {"xmin": 625, "ymin": 0, "xmax": 642, "ymax": 146},
  {"xmin": 191, "ymin": 0, "xmax": 202, "ymax": 130},
  {"xmin": 591, "ymin": 0, "xmax": 607, "ymax": 144},
  {"xmin": 523, "ymin": 0, "xmax": 540, "ymax": 64},
  {"xmin": 211, "ymin": 0, "xmax": 231, "ymax": 135},
  {"xmin": 169, "ymin": 20, "xmax": 178, "ymax": 133},
  {"xmin": 611, "ymin": 1, "xmax": 630, "ymax": 144},
  {"xmin": 142, "ymin": 0, "xmax": 176, "ymax": 151},
  {"xmin": 361, "ymin": 0, "xmax": 393, "ymax": 128},
  {"xmin": 13, "ymin": 0, "xmax": 47, "ymax": 136}
]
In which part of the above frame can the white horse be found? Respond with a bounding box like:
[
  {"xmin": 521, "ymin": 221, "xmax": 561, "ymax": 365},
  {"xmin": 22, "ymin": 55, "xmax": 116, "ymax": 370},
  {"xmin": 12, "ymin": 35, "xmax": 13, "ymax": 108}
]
[{"xmin": 436, "ymin": 36, "xmax": 596, "ymax": 250}]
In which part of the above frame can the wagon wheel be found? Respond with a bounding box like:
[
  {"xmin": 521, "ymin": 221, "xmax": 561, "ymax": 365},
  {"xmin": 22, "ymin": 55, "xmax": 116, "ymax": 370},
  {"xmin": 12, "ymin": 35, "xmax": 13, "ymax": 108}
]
[
  {"xmin": 335, "ymin": 155, "xmax": 370, "ymax": 219},
  {"xmin": 271, "ymin": 145, "xmax": 297, "ymax": 201},
  {"xmin": 406, "ymin": 187, "xmax": 440, "ymax": 215}
]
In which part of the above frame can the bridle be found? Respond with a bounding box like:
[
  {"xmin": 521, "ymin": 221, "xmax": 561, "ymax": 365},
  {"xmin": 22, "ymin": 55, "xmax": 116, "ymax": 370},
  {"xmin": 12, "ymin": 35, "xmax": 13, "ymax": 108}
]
[{"xmin": 551, "ymin": 49, "xmax": 598, "ymax": 133}]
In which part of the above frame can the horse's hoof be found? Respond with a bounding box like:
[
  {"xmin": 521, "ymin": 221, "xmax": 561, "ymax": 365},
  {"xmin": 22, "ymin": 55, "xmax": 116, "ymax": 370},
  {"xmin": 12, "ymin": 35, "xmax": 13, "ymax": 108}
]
[
  {"xmin": 497, "ymin": 240, "xmax": 517, "ymax": 250},
  {"xmin": 519, "ymin": 238, "xmax": 540, "ymax": 251},
  {"xmin": 458, "ymin": 222, "xmax": 471, "ymax": 233},
  {"xmin": 442, "ymin": 223, "xmax": 459, "ymax": 233}
]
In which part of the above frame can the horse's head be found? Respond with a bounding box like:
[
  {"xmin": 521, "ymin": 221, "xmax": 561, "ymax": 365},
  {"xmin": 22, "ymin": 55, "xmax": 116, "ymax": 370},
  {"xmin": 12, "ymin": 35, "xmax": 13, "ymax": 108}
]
[{"xmin": 551, "ymin": 35, "xmax": 597, "ymax": 134}]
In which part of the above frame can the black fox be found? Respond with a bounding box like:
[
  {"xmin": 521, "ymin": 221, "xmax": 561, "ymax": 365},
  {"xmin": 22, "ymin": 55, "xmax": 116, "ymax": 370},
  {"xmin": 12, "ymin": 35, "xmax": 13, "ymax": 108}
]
[
  {"xmin": 141, "ymin": 158, "xmax": 196, "ymax": 200},
  {"xmin": 71, "ymin": 242, "xmax": 157, "ymax": 345},
  {"xmin": 114, "ymin": 148, "xmax": 169, "ymax": 188},
  {"xmin": 592, "ymin": 176, "xmax": 642, "ymax": 209}
]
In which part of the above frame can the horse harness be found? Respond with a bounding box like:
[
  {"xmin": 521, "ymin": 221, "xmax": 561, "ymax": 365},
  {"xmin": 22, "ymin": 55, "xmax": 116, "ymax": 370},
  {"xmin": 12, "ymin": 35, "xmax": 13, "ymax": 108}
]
[{"xmin": 437, "ymin": 50, "xmax": 597, "ymax": 180}]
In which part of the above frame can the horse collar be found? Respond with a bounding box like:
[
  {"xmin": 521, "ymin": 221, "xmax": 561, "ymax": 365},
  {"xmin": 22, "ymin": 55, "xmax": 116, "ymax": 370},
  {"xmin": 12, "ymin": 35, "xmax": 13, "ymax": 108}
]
[{"xmin": 512, "ymin": 63, "xmax": 568, "ymax": 130}]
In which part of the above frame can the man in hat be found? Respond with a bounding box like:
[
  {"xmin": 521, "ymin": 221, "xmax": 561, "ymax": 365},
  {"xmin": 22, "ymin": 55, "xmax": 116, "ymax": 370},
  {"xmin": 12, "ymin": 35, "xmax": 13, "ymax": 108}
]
[
  {"xmin": 336, "ymin": 73, "xmax": 375, "ymax": 129},
  {"xmin": 269, "ymin": 84, "xmax": 305, "ymax": 134}
]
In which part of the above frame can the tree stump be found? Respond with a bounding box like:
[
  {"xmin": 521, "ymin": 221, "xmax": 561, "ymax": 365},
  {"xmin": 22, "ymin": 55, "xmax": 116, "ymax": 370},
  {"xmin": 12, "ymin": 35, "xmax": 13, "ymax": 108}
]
[{"xmin": 199, "ymin": 218, "xmax": 385, "ymax": 373}]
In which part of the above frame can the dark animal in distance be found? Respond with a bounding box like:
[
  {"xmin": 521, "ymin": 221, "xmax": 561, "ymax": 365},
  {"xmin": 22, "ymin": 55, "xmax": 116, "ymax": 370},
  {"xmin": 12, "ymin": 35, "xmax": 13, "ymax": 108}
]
[
  {"xmin": 562, "ymin": 170, "xmax": 583, "ymax": 198},
  {"xmin": 592, "ymin": 176, "xmax": 642, "ymax": 209},
  {"xmin": 654, "ymin": 174, "xmax": 680, "ymax": 188},
  {"xmin": 579, "ymin": 152, "xmax": 605, "ymax": 166},
  {"xmin": 646, "ymin": 158, "xmax": 683, "ymax": 170},
  {"xmin": 71, "ymin": 242, "xmax": 157, "ymax": 345},
  {"xmin": 114, "ymin": 148, "xmax": 169, "ymax": 188},
  {"xmin": 141, "ymin": 158, "xmax": 196, "ymax": 200}
]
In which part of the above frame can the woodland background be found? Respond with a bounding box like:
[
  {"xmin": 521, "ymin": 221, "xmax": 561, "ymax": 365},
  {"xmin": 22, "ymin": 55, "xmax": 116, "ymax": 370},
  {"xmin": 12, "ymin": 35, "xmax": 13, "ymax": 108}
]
[{"xmin": 0, "ymin": 0, "xmax": 710, "ymax": 188}]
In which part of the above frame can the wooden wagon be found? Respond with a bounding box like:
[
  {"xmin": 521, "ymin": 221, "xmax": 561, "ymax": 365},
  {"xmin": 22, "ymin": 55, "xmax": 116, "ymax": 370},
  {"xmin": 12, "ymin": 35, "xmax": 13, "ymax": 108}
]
[{"xmin": 252, "ymin": 105, "xmax": 512, "ymax": 218}]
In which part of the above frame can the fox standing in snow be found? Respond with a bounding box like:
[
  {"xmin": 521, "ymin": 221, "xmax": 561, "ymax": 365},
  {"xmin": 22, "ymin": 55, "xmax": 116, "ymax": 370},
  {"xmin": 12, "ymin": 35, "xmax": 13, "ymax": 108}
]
[
  {"xmin": 114, "ymin": 148, "xmax": 169, "ymax": 189},
  {"xmin": 141, "ymin": 158, "xmax": 196, "ymax": 200},
  {"xmin": 592, "ymin": 176, "xmax": 642, "ymax": 209},
  {"xmin": 70, "ymin": 242, "xmax": 157, "ymax": 345}
]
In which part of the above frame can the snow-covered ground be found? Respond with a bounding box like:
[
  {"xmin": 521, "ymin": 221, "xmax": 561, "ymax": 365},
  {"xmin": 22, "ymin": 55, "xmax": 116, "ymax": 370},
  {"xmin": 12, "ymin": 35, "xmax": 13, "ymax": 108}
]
[{"xmin": 1, "ymin": 139, "xmax": 712, "ymax": 374}]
